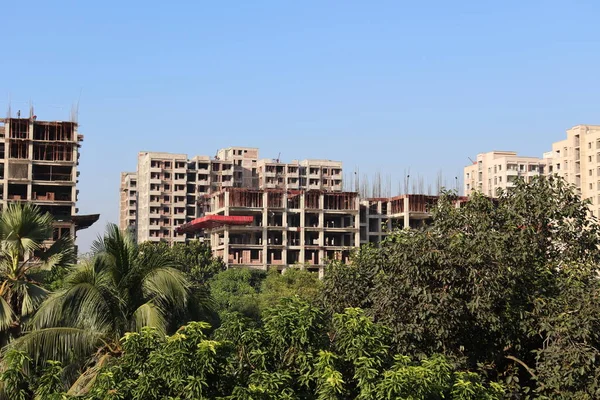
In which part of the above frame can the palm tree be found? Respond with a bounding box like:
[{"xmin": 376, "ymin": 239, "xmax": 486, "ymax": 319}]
[
  {"xmin": 0, "ymin": 203, "xmax": 75, "ymax": 347},
  {"xmin": 9, "ymin": 223, "xmax": 196, "ymax": 373}
]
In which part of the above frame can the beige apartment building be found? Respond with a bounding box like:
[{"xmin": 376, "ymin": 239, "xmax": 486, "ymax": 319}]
[
  {"xmin": 464, "ymin": 125, "xmax": 600, "ymax": 217},
  {"xmin": 119, "ymin": 172, "xmax": 137, "ymax": 236},
  {"xmin": 0, "ymin": 117, "xmax": 98, "ymax": 247},
  {"xmin": 464, "ymin": 151, "xmax": 548, "ymax": 197},
  {"xmin": 134, "ymin": 150, "xmax": 256, "ymax": 244},
  {"xmin": 546, "ymin": 125, "xmax": 600, "ymax": 216}
]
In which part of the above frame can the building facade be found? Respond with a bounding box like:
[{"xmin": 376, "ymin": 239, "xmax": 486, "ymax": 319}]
[
  {"xmin": 545, "ymin": 125, "xmax": 600, "ymax": 216},
  {"xmin": 464, "ymin": 125, "xmax": 600, "ymax": 217},
  {"xmin": 0, "ymin": 117, "xmax": 98, "ymax": 245},
  {"xmin": 119, "ymin": 172, "xmax": 137, "ymax": 236},
  {"xmin": 129, "ymin": 148, "xmax": 338, "ymax": 244},
  {"xmin": 256, "ymin": 159, "xmax": 343, "ymax": 191},
  {"xmin": 179, "ymin": 188, "xmax": 359, "ymax": 276},
  {"xmin": 464, "ymin": 151, "xmax": 548, "ymax": 197},
  {"xmin": 359, "ymin": 195, "xmax": 464, "ymax": 246}
]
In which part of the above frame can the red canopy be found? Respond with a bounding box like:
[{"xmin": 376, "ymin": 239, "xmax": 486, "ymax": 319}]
[{"xmin": 175, "ymin": 215, "xmax": 254, "ymax": 233}]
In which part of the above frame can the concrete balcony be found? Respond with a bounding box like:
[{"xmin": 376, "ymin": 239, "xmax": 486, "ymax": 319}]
[{"xmin": 506, "ymin": 170, "xmax": 519, "ymax": 176}]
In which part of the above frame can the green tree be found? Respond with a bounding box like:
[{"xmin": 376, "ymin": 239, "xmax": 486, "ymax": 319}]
[
  {"xmin": 72, "ymin": 299, "xmax": 503, "ymax": 398},
  {"xmin": 209, "ymin": 268, "xmax": 266, "ymax": 319},
  {"xmin": 138, "ymin": 240, "xmax": 225, "ymax": 283},
  {"xmin": 6, "ymin": 223, "xmax": 198, "ymax": 377},
  {"xmin": 0, "ymin": 203, "xmax": 74, "ymax": 346},
  {"xmin": 322, "ymin": 176, "xmax": 600, "ymax": 396},
  {"xmin": 258, "ymin": 268, "xmax": 322, "ymax": 311}
]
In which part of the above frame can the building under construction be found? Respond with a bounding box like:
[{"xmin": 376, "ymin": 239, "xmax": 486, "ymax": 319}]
[
  {"xmin": 360, "ymin": 194, "xmax": 469, "ymax": 245},
  {"xmin": 0, "ymin": 116, "xmax": 98, "ymax": 246},
  {"xmin": 176, "ymin": 188, "xmax": 360, "ymax": 276}
]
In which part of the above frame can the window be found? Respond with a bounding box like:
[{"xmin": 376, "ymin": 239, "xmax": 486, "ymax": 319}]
[
  {"xmin": 589, "ymin": 142, "xmax": 593, "ymax": 149},
  {"xmin": 590, "ymin": 183, "xmax": 593, "ymax": 190},
  {"xmin": 466, "ymin": 173, "xmax": 470, "ymax": 179},
  {"xmin": 590, "ymin": 169, "xmax": 593, "ymax": 176},
  {"xmin": 519, "ymin": 164, "xmax": 525, "ymax": 171},
  {"xmin": 556, "ymin": 163, "xmax": 561, "ymax": 170},
  {"xmin": 590, "ymin": 156, "xmax": 593, "ymax": 162},
  {"xmin": 494, "ymin": 177, "xmax": 497, "ymax": 185},
  {"xmin": 494, "ymin": 165, "xmax": 497, "ymax": 174},
  {"xmin": 499, "ymin": 176, "xmax": 502, "ymax": 183},
  {"xmin": 498, "ymin": 165, "xmax": 502, "ymax": 171}
]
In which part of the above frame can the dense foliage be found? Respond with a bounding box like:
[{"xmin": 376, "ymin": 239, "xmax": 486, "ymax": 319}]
[
  {"xmin": 209, "ymin": 267, "xmax": 321, "ymax": 319},
  {"xmin": 2, "ymin": 298, "xmax": 504, "ymax": 399},
  {"xmin": 0, "ymin": 204, "xmax": 74, "ymax": 347},
  {"xmin": 322, "ymin": 176, "xmax": 600, "ymax": 398},
  {"xmin": 4, "ymin": 223, "xmax": 203, "ymax": 379},
  {"xmin": 2, "ymin": 176, "xmax": 600, "ymax": 399},
  {"xmin": 138, "ymin": 240, "xmax": 226, "ymax": 283}
]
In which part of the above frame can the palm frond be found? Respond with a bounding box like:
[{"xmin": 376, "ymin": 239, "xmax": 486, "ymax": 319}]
[
  {"xmin": 33, "ymin": 235, "xmax": 76, "ymax": 272},
  {"xmin": 7, "ymin": 327, "xmax": 105, "ymax": 365},
  {"xmin": 132, "ymin": 302, "xmax": 167, "ymax": 335},
  {"xmin": 0, "ymin": 203, "xmax": 53, "ymax": 253},
  {"xmin": 142, "ymin": 267, "xmax": 191, "ymax": 310},
  {"xmin": 31, "ymin": 282, "xmax": 113, "ymax": 334},
  {"xmin": 0, "ymin": 295, "xmax": 15, "ymax": 331},
  {"xmin": 11, "ymin": 280, "xmax": 48, "ymax": 317},
  {"xmin": 91, "ymin": 223, "xmax": 137, "ymax": 286}
]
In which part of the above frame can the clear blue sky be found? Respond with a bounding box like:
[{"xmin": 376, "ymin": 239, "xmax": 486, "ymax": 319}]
[{"xmin": 2, "ymin": 0, "xmax": 599, "ymax": 251}]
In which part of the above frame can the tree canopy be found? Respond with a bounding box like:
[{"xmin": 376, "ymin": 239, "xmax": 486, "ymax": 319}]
[
  {"xmin": 322, "ymin": 176, "xmax": 600, "ymax": 398},
  {"xmin": 3, "ymin": 176, "xmax": 600, "ymax": 398},
  {"xmin": 2, "ymin": 298, "xmax": 504, "ymax": 399}
]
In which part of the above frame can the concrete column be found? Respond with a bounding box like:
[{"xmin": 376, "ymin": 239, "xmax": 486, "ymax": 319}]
[
  {"xmin": 299, "ymin": 193, "xmax": 305, "ymax": 264},
  {"xmin": 318, "ymin": 193, "xmax": 325, "ymax": 266},
  {"xmin": 262, "ymin": 192, "xmax": 268, "ymax": 269},
  {"xmin": 404, "ymin": 197, "xmax": 410, "ymax": 228}
]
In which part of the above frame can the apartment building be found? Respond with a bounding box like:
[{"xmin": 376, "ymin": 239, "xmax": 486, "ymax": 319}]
[
  {"xmin": 216, "ymin": 147, "xmax": 259, "ymax": 188},
  {"xmin": 545, "ymin": 125, "xmax": 600, "ymax": 216},
  {"xmin": 464, "ymin": 151, "xmax": 548, "ymax": 197},
  {"xmin": 257, "ymin": 159, "xmax": 343, "ymax": 191},
  {"xmin": 119, "ymin": 172, "xmax": 137, "ymax": 236},
  {"xmin": 0, "ymin": 117, "xmax": 98, "ymax": 244},
  {"xmin": 177, "ymin": 188, "xmax": 360, "ymax": 277},
  {"xmin": 133, "ymin": 148, "xmax": 260, "ymax": 244}
]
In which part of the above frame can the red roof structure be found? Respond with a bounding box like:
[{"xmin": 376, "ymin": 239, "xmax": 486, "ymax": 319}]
[{"xmin": 175, "ymin": 215, "xmax": 253, "ymax": 233}]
